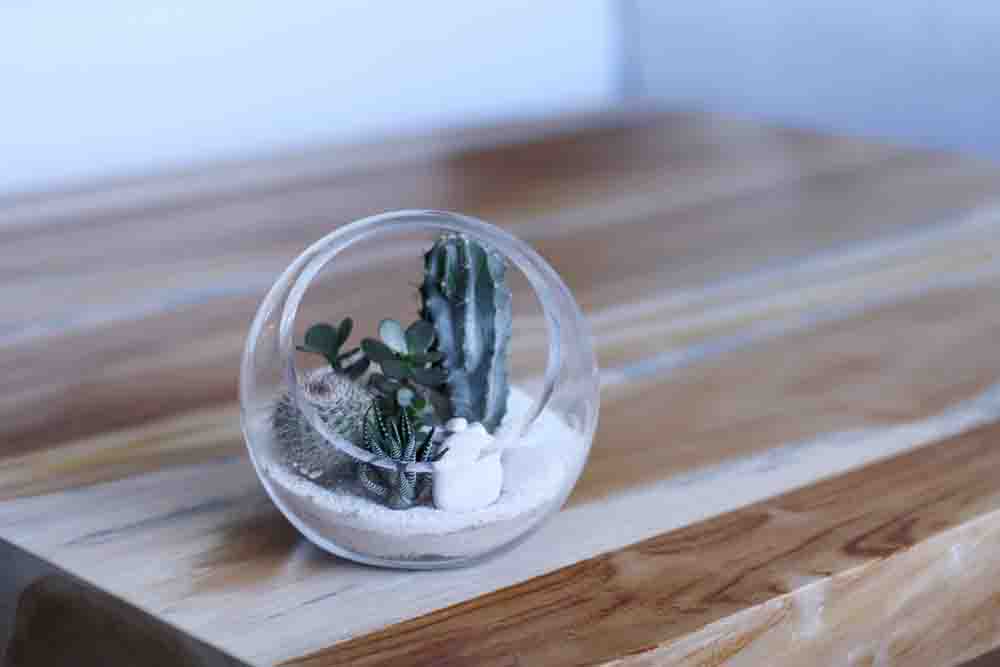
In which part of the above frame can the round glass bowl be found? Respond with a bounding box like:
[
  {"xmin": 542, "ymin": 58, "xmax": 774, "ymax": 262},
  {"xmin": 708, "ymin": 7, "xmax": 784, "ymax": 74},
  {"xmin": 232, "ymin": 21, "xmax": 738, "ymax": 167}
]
[{"xmin": 240, "ymin": 210, "xmax": 599, "ymax": 569}]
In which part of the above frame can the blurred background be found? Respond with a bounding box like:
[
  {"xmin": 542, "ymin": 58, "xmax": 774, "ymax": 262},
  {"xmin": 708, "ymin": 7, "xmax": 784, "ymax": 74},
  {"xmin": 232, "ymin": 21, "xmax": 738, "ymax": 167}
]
[
  {"xmin": 4, "ymin": 0, "xmax": 998, "ymax": 197},
  {"xmin": 6, "ymin": 1, "xmax": 1000, "ymax": 458}
]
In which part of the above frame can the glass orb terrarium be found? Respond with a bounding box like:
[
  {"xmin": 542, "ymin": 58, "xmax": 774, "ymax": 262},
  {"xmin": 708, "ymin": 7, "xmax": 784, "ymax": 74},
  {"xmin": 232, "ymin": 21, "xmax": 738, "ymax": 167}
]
[{"xmin": 240, "ymin": 210, "xmax": 599, "ymax": 569}]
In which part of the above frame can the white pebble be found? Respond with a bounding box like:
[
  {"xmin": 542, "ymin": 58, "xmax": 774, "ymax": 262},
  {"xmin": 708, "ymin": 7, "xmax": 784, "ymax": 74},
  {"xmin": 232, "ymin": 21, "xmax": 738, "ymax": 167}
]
[
  {"xmin": 445, "ymin": 417, "xmax": 469, "ymax": 432},
  {"xmin": 438, "ymin": 427, "xmax": 490, "ymax": 464},
  {"xmin": 433, "ymin": 451, "xmax": 503, "ymax": 512},
  {"xmin": 433, "ymin": 426, "xmax": 502, "ymax": 511}
]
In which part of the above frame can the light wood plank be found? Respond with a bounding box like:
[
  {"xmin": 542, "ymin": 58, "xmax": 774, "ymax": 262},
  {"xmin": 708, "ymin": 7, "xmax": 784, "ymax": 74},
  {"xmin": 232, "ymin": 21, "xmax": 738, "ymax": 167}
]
[
  {"xmin": 291, "ymin": 419, "xmax": 1000, "ymax": 666},
  {"xmin": 4, "ymin": 263, "xmax": 1000, "ymax": 663}
]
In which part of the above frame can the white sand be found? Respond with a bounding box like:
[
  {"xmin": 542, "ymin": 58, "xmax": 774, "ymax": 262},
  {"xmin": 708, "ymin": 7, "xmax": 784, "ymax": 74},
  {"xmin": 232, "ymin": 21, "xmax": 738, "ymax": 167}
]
[{"xmin": 261, "ymin": 387, "xmax": 584, "ymax": 561}]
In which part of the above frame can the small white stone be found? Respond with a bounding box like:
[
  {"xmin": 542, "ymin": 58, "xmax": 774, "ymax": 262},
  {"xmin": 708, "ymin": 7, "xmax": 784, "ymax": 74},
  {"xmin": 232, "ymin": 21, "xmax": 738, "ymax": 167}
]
[
  {"xmin": 433, "ymin": 451, "xmax": 503, "ymax": 512},
  {"xmin": 438, "ymin": 427, "xmax": 489, "ymax": 464},
  {"xmin": 432, "ymin": 426, "xmax": 502, "ymax": 512},
  {"xmin": 445, "ymin": 417, "xmax": 469, "ymax": 433}
]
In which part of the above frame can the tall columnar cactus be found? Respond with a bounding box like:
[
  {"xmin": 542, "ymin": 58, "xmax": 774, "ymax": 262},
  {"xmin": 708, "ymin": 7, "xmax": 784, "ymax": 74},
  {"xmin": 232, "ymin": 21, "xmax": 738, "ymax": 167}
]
[{"xmin": 419, "ymin": 234, "xmax": 511, "ymax": 432}]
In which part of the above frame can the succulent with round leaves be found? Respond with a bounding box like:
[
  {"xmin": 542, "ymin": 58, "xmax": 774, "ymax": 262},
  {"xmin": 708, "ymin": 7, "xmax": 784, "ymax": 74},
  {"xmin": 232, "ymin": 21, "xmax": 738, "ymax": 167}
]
[
  {"xmin": 362, "ymin": 319, "xmax": 446, "ymax": 384},
  {"xmin": 297, "ymin": 317, "xmax": 370, "ymax": 380},
  {"xmin": 363, "ymin": 319, "xmax": 450, "ymax": 421},
  {"xmin": 356, "ymin": 401, "xmax": 442, "ymax": 509}
]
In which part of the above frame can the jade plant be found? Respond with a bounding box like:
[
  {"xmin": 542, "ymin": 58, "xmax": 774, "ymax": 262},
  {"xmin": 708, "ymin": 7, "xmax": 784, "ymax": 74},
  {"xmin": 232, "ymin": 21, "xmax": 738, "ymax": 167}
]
[
  {"xmin": 278, "ymin": 233, "xmax": 513, "ymax": 508},
  {"xmin": 297, "ymin": 317, "xmax": 369, "ymax": 380},
  {"xmin": 357, "ymin": 402, "xmax": 441, "ymax": 508},
  {"xmin": 362, "ymin": 319, "xmax": 450, "ymax": 422}
]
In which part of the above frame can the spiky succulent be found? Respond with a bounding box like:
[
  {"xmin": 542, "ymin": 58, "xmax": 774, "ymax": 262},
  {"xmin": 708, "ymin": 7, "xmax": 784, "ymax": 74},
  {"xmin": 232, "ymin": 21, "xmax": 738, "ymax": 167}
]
[{"xmin": 356, "ymin": 401, "xmax": 439, "ymax": 509}]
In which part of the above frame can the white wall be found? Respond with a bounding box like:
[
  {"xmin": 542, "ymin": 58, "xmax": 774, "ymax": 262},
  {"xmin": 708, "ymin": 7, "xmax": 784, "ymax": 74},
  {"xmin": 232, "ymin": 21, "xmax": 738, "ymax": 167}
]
[
  {"xmin": 0, "ymin": 2, "xmax": 618, "ymax": 195},
  {"xmin": 634, "ymin": 1, "xmax": 1000, "ymax": 159}
]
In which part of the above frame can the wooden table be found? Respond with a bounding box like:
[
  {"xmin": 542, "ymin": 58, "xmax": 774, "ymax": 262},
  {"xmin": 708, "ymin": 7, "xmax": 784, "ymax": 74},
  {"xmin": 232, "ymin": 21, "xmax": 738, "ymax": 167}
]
[{"xmin": 4, "ymin": 110, "xmax": 1000, "ymax": 666}]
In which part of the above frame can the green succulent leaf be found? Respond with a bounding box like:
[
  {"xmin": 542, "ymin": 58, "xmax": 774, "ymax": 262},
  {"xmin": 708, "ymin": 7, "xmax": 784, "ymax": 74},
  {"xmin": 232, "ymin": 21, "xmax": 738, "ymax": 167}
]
[
  {"xmin": 409, "ymin": 365, "xmax": 447, "ymax": 386},
  {"xmin": 361, "ymin": 338, "xmax": 396, "ymax": 364},
  {"xmin": 408, "ymin": 350, "xmax": 445, "ymax": 364},
  {"xmin": 377, "ymin": 395, "xmax": 401, "ymax": 417},
  {"xmin": 405, "ymin": 320, "xmax": 435, "ymax": 354},
  {"xmin": 361, "ymin": 407, "xmax": 387, "ymax": 458},
  {"xmin": 336, "ymin": 317, "xmax": 353, "ymax": 347},
  {"xmin": 378, "ymin": 319, "xmax": 408, "ymax": 354},
  {"xmin": 357, "ymin": 401, "xmax": 439, "ymax": 508},
  {"xmin": 342, "ymin": 356, "xmax": 370, "ymax": 380},
  {"xmin": 304, "ymin": 323, "xmax": 342, "ymax": 356},
  {"xmin": 368, "ymin": 373, "xmax": 400, "ymax": 394},
  {"xmin": 416, "ymin": 427, "xmax": 436, "ymax": 462},
  {"xmin": 424, "ymin": 388, "xmax": 452, "ymax": 422},
  {"xmin": 336, "ymin": 346, "xmax": 361, "ymax": 363},
  {"xmin": 399, "ymin": 411, "xmax": 415, "ymax": 459},
  {"xmin": 380, "ymin": 358, "xmax": 410, "ymax": 380}
]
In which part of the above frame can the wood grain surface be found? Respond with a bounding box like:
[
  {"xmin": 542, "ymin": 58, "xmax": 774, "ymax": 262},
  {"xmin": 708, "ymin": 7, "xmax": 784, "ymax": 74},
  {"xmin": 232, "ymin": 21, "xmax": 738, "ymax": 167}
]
[
  {"xmin": 294, "ymin": 419, "xmax": 1000, "ymax": 666},
  {"xmin": 3, "ymin": 110, "xmax": 1000, "ymax": 666}
]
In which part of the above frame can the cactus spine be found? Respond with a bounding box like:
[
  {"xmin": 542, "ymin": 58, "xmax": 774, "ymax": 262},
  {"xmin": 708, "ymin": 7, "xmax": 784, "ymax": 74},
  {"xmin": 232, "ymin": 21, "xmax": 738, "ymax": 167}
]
[{"xmin": 419, "ymin": 234, "xmax": 511, "ymax": 432}]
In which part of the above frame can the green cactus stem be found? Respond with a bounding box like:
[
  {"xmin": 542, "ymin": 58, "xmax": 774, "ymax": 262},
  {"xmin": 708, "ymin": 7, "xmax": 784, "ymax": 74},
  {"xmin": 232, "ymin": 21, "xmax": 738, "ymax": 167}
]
[{"xmin": 419, "ymin": 234, "xmax": 512, "ymax": 432}]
